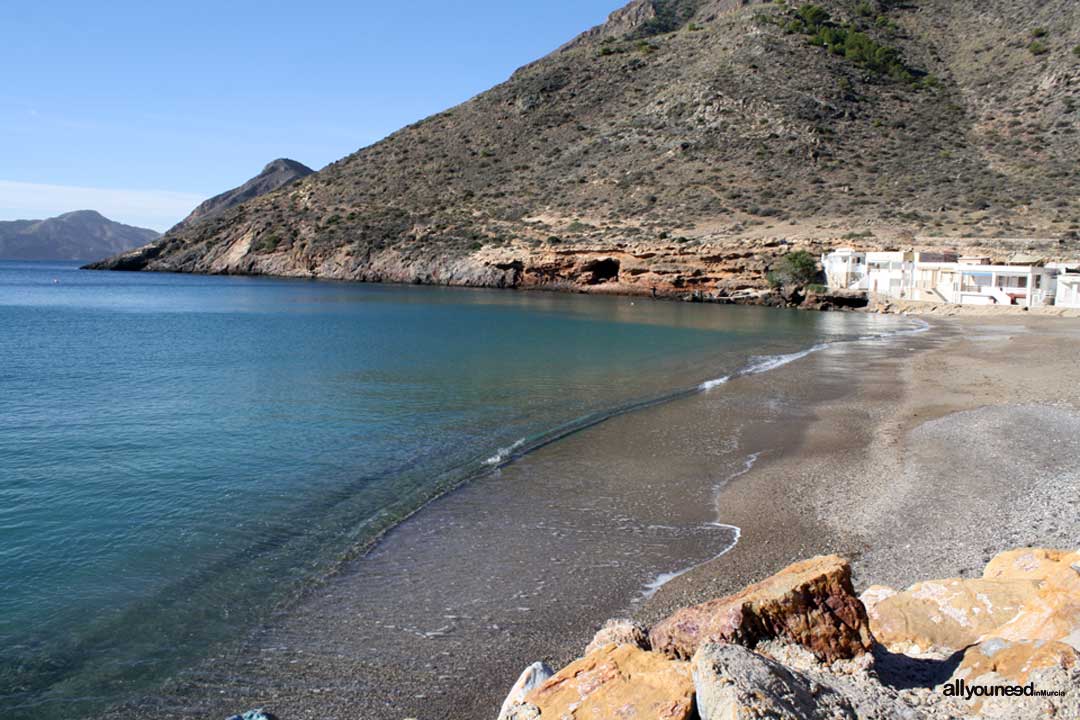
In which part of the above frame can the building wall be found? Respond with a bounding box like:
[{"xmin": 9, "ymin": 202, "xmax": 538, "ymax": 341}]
[{"xmin": 1058, "ymin": 277, "xmax": 1080, "ymax": 309}]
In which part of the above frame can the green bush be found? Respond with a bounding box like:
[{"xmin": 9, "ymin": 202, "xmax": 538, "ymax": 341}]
[
  {"xmin": 1029, "ymin": 40, "xmax": 1050, "ymax": 56},
  {"xmin": 797, "ymin": 3, "xmax": 830, "ymax": 27},
  {"xmin": 1031, "ymin": 27, "xmax": 1048, "ymax": 38},
  {"xmin": 790, "ymin": 4, "xmax": 915, "ymax": 82},
  {"xmin": 768, "ymin": 250, "xmax": 820, "ymax": 288},
  {"xmin": 855, "ymin": 2, "xmax": 874, "ymax": 17},
  {"xmin": 1074, "ymin": 45, "xmax": 1080, "ymax": 57}
]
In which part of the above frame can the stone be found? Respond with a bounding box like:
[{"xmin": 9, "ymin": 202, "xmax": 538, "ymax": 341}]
[
  {"xmin": 226, "ymin": 711, "xmax": 278, "ymax": 720},
  {"xmin": 502, "ymin": 703, "xmax": 541, "ymax": 720},
  {"xmin": 953, "ymin": 638, "xmax": 1080, "ymax": 686},
  {"xmin": 525, "ymin": 643, "xmax": 694, "ymax": 720},
  {"xmin": 866, "ymin": 577, "xmax": 1037, "ymax": 655},
  {"xmin": 692, "ymin": 643, "xmax": 857, "ymax": 720},
  {"xmin": 983, "ymin": 548, "xmax": 1080, "ymax": 650},
  {"xmin": 497, "ymin": 662, "xmax": 553, "ymax": 720},
  {"xmin": 868, "ymin": 548, "xmax": 1080, "ymax": 656},
  {"xmin": 649, "ymin": 555, "xmax": 873, "ymax": 663},
  {"xmin": 584, "ymin": 618, "xmax": 650, "ymax": 655}
]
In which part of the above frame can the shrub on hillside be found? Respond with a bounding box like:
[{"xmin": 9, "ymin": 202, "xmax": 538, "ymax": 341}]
[
  {"xmin": 787, "ymin": 4, "xmax": 916, "ymax": 82},
  {"xmin": 1029, "ymin": 40, "xmax": 1050, "ymax": 56},
  {"xmin": 767, "ymin": 250, "xmax": 820, "ymax": 288}
]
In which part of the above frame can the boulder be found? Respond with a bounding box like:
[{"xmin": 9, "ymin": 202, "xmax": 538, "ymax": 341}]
[
  {"xmin": 953, "ymin": 637, "xmax": 1080, "ymax": 686},
  {"xmin": 983, "ymin": 548, "xmax": 1080, "ymax": 650},
  {"xmin": 866, "ymin": 577, "xmax": 1037, "ymax": 655},
  {"xmin": 692, "ymin": 643, "xmax": 857, "ymax": 720},
  {"xmin": 497, "ymin": 662, "xmax": 554, "ymax": 720},
  {"xmin": 584, "ymin": 618, "xmax": 650, "ymax": 655},
  {"xmin": 867, "ymin": 548, "xmax": 1080, "ymax": 656},
  {"xmin": 524, "ymin": 643, "xmax": 694, "ymax": 720},
  {"xmin": 649, "ymin": 555, "xmax": 873, "ymax": 663}
]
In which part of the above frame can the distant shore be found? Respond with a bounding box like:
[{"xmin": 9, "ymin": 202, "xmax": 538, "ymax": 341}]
[{"xmin": 96, "ymin": 313, "xmax": 1080, "ymax": 720}]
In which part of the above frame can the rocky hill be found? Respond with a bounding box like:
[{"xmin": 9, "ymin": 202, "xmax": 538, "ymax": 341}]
[
  {"xmin": 90, "ymin": 0, "xmax": 1080, "ymax": 296},
  {"xmin": 168, "ymin": 159, "xmax": 313, "ymax": 233},
  {"xmin": 0, "ymin": 210, "xmax": 160, "ymax": 262}
]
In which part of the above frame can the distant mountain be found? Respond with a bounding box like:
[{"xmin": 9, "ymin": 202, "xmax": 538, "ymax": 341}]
[
  {"xmin": 91, "ymin": 0, "xmax": 1080, "ymax": 294},
  {"xmin": 0, "ymin": 210, "xmax": 160, "ymax": 262},
  {"xmin": 169, "ymin": 159, "xmax": 314, "ymax": 233}
]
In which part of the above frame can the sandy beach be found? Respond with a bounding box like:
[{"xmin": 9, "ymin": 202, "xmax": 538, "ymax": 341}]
[{"xmin": 96, "ymin": 312, "xmax": 1080, "ymax": 720}]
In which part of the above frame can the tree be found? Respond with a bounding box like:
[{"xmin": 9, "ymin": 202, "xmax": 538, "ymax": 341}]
[{"xmin": 768, "ymin": 250, "xmax": 820, "ymax": 288}]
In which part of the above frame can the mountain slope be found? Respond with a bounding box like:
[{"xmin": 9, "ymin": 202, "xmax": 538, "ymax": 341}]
[
  {"xmin": 0, "ymin": 211, "xmax": 160, "ymax": 262},
  {"xmin": 169, "ymin": 159, "xmax": 314, "ymax": 233},
  {"xmin": 91, "ymin": 0, "xmax": 1080, "ymax": 295}
]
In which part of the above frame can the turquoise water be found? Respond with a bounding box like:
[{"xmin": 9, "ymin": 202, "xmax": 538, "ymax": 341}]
[{"xmin": 0, "ymin": 261, "xmax": 910, "ymax": 717}]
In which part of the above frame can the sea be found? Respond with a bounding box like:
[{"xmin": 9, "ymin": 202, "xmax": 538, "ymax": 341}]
[{"xmin": 0, "ymin": 260, "xmax": 922, "ymax": 718}]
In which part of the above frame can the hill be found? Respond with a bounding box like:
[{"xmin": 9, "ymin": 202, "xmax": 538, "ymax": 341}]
[
  {"xmin": 0, "ymin": 210, "xmax": 160, "ymax": 262},
  {"xmin": 169, "ymin": 159, "xmax": 314, "ymax": 233},
  {"xmin": 89, "ymin": 0, "xmax": 1080, "ymax": 295}
]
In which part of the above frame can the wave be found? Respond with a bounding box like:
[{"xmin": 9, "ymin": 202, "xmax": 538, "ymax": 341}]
[
  {"xmin": 640, "ymin": 521, "xmax": 744, "ymax": 600},
  {"xmin": 484, "ymin": 438, "xmax": 526, "ymax": 466},
  {"xmin": 699, "ymin": 318, "xmax": 930, "ymax": 392}
]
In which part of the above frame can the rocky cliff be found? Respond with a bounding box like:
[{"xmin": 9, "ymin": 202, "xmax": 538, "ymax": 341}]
[
  {"xmin": 90, "ymin": 0, "xmax": 1080, "ymax": 295},
  {"xmin": 0, "ymin": 210, "xmax": 160, "ymax": 262}
]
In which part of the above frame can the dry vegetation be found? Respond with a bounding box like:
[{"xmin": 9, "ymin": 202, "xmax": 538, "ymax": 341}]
[{"xmin": 95, "ymin": 0, "xmax": 1080, "ymax": 295}]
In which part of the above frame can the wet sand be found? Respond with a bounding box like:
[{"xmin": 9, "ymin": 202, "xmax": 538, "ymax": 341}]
[{"xmin": 98, "ymin": 315, "xmax": 1080, "ymax": 720}]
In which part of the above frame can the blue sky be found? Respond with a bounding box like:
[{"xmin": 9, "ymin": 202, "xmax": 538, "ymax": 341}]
[{"xmin": 1, "ymin": 0, "xmax": 621, "ymax": 230}]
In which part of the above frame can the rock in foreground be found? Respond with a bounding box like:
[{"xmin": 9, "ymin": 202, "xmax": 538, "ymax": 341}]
[
  {"xmin": 864, "ymin": 548, "xmax": 1080, "ymax": 658},
  {"xmin": 693, "ymin": 643, "xmax": 858, "ymax": 720},
  {"xmin": 649, "ymin": 555, "xmax": 873, "ymax": 663},
  {"xmin": 524, "ymin": 644, "xmax": 694, "ymax": 720},
  {"xmin": 500, "ymin": 547, "xmax": 1080, "ymax": 719}
]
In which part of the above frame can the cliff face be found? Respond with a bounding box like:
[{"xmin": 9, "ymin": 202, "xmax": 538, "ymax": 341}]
[
  {"xmin": 90, "ymin": 0, "xmax": 1080, "ymax": 295},
  {"xmin": 0, "ymin": 211, "xmax": 160, "ymax": 262}
]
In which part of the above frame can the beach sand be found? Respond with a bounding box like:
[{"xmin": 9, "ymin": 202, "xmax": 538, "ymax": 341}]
[{"xmin": 98, "ymin": 314, "xmax": 1080, "ymax": 720}]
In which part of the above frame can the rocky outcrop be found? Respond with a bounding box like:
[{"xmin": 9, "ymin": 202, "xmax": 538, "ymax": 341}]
[
  {"xmin": 649, "ymin": 555, "xmax": 873, "ymax": 663},
  {"xmin": 499, "ymin": 547, "xmax": 1080, "ymax": 719},
  {"xmin": 524, "ymin": 644, "xmax": 695, "ymax": 720}
]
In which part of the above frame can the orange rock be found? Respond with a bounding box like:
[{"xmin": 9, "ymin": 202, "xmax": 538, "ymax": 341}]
[
  {"xmin": 867, "ymin": 577, "xmax": 1037, "ymax": 655},
  {"xmin": 955, "ymin": 638, "xmax": 1080, "ymax": 685},
  {"xmin": 648, "ymin": 555, "xmax": 873, "ymax": 663},
  {"xmin": 524, "ymin": 644, "xmax": 694, "ymax": 720},
  {"xmin": 868, "ymin": 548, "xmax": 1080, "ymax": 656}
]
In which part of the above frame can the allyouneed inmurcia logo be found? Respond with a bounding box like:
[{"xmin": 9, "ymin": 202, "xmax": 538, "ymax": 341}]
[{"xmin": 941, "ymin": 678, "xmax": 1067, "ymax": 700}]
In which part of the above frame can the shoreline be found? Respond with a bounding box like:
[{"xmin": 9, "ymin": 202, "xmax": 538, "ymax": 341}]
[
  {"xmin": 84, "ymin": 264, "xmax": 1080, "ymax": 321},
  {"xmin": 94, "ymin": 312, "xmax": 1080, "ymax": 720},
  {"xmin": 643, "ymin": 314, "xmax": 1080, "ymax": 620}
]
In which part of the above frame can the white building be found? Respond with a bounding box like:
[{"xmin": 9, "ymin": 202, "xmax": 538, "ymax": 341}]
[
  {"xmin": 821, "ymin": 248, "xmax": 867, "ymax": 290},
  {"xmin": 1057, "ymin": 274, "xmax": 1080, "ymax": 309},
  {"xmin": 822, "ymin": 250, "xmax": 1068, "ymax": 308}
]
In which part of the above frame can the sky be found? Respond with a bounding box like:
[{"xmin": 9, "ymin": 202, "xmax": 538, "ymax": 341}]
[{"xmin": 1, "ymin": 0, "xmax": 622, "ymax": 231}]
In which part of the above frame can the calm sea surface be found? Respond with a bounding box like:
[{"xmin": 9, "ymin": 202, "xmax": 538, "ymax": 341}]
[{"xmin": 0, "ymin": 261, "xmax": 915, "ymax": 717}]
